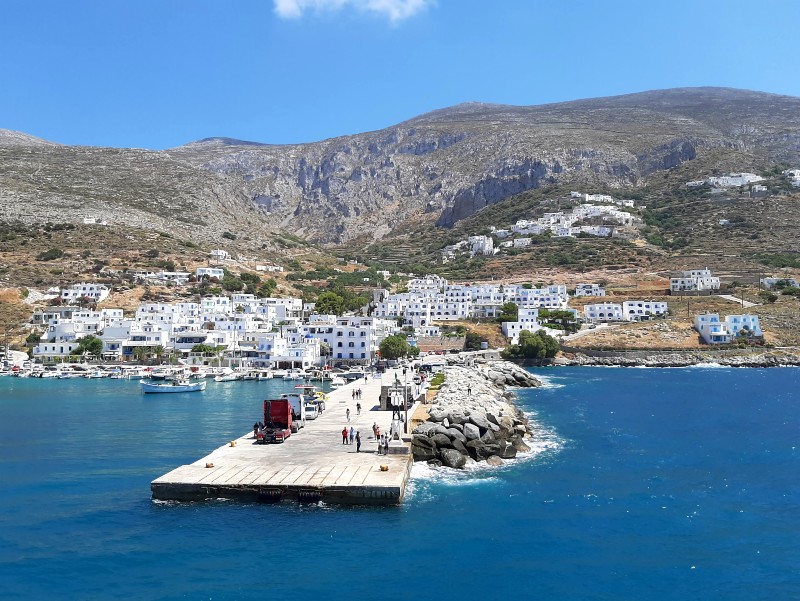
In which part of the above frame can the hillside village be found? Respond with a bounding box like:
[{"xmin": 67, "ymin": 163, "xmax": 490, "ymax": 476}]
[
  {"xmin": 13, "ymin": 253, "xmax": 787, "ymax": 373},
  {"xmin": 440, "ymin": 191, "xmax": 641, "ymax": 262}
]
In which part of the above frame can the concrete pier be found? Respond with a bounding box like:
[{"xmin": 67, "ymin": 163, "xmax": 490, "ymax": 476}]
[{"xmin": 151, "ymin": 369, "xmax": 421, "ymax": 505}]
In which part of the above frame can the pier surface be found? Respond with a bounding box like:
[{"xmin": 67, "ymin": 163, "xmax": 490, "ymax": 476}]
[{"xmin": 152, "ymin": 369, "xmax": 418, "ymax": 505}]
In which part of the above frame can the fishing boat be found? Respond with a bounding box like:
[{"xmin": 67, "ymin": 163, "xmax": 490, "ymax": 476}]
[{"xmin": 140, "ymin": 379, "xmax": 206, "ymax": 393}]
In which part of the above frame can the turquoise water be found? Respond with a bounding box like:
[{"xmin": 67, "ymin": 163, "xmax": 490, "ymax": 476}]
[{"xmin": 1, "ymin": 368, "xmax": 798, "ymax": 600}]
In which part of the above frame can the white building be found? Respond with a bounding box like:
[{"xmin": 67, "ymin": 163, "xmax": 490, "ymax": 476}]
[
  {"xmin": 210, "ymin": 249, "xmax": 230, "ymax": 261},
  {"xmin": 501, "ymin": 306, "xmax": 541, "ymax": 344},
  {"xmin": 622, "ymin": 300, "xmax": 669, "ymax": 321},
  {"xmin": 760, "ymin": 277, "xmax": 799, "ymax": 290},
  {"xmin": 583, "ymin": 303, "xmax": 624, "ymax": 322},
  {"xmin": 574, "ymin": 283, "xmax": 606, "ymax": 297},
  {"xmin": 694, "ymin": 313, "xmax": 762, "ymax": 344},
  {"xmin": 670, "ymin": 269, "xmax": 720, "ymax": 294},
  {"xmin": 60, "ymin": 283, "xmax": 110, "ymax": 304},
  {"xmin": 197, "ymin": 267, "xmax": 225, "ymax": 279},
  {"xmin": 468, "ymin": 235, "xmax": 495, "ymax": 256}
]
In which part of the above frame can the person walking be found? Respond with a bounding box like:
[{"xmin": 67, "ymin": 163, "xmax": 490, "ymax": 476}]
[
  {"xmin": 355, "ymin": 430, "xmax": 361, "ymax": 453},
  {"xmin": 383, "ymin": 434, "xmax": 389, "ymax": 456},
  {"xmin": 377, "ymin": 433, "xmax": 384, "ymax": 455},
  {"xmin": 356, "ymin": 402, "xmax": 361, "ymax": 416},
  {"xmin": 346, "ymin": 408, "xmax": 350, "ymax": 422},
  {"xmin": 341, "ymin": 427, "xmax": 348, "ymax": 445},
  {"xmin": 349, "ymin": 426, "xmax": 355, "ymax": 445},
  {"xmin": 352, "ymin": 390, "xmax": 355, "ymax": 400},
  {"xmin": 467, "ymin": 384, "xmax": 472, "ymax": 396},
  {"xmin": 372, "ymin": 422, "xmax": 377, "ymax": 439}
]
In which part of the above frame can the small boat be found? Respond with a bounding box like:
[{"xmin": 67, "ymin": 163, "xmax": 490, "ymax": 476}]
[
  {"xmin": 141, "ymin": 379, "xmax": 206, "ymax": 393},
  {"xmin": 214, "ymin": 370, "xmax": 239, "ymax": 382},
  {"xmin": 329, "ymin": 376, "xmax": 346, "ymax": 389},
  {"xmin": 283, "ymin": 368, "xmax": 306, "ymax": 381},
  {"xmin": 257, "ymin": 370, "xmax": 274, "ymax": 380}
]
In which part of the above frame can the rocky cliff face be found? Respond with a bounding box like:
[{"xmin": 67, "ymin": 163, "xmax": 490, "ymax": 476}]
[
  {"xmin": 4, "ymin": 88, "xmax": 800, "ymax": 246},
  {"xmin": 168, "ymin": 88, "xmax": 800, "ymax": 242}
]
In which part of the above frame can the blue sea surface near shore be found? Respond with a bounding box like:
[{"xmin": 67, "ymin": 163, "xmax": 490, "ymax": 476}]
[{"xmin": 1, "ymin": 368, "xmax": 798, "ymax": 600}]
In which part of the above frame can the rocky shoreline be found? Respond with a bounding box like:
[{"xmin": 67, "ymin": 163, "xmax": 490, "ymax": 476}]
[
  {"xmin": 554, "ymin": 350, "xmax": 800, "ymax": 368},
  {"xmin": 411, "ymin": 361, "xmax": 541, "ymax": 469}
]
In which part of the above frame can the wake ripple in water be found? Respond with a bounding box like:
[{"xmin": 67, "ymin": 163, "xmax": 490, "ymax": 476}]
[{"xmin": 533, "ymin": 373, "xmax": 566, "ymax": 389}]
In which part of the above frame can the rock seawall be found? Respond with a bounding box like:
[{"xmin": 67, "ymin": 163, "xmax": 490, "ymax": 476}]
[
  {"xmin": 411, "ymin": 362, "xmax": 540, "ymax": 469},
  {"xmin": 555, "ymin": 350, "xmax": 800, "ymax": 368}
]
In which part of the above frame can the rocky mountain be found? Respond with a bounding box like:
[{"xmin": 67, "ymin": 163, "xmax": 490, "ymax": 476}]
[{"xmin": 3, "ymin": 87, "xmax": 800, "ymax": 247}]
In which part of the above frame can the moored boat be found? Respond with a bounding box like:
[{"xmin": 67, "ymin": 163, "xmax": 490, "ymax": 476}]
[{"xmin": 141, "ymin": 379, "xmax": 206, "ymax": 393}]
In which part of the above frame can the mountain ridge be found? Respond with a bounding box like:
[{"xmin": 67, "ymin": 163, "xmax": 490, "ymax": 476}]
[{"xmin": 3, "ymin": 87, "xmax": 800, "ymax": 248}]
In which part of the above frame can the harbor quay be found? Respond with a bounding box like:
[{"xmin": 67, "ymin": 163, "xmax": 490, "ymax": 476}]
[{"xmin": 151, "ymin": 368, "xmax": 423, "ymax": 505}]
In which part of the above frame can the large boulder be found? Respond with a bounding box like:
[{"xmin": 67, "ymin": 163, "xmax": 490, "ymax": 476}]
[
  {"xmin": 411, "ymin": 436, "xmax": 436, "ymax": 461},
  {"xmin": 439, "ymin": 448, "xmax": 467, "ymax": 469},
  {"xmin": 468, "ymin": 412, "xmax": 491, "ymax": 430},
  {"xmin": 446, "ymin": 427, "xmax": 467, "ymax": 444},
  {"xmin": 450, "ymin": 438, "xmax": 468, "ymax": 455},
  {"xmin": 486, "ymin": 455, "xmax": 504, "ymax": 467},
  {"xmin": 431, "ymin": 433, "xmax": 453, "ymax": 449},
  {"xmin": 512, "ymin": 437, "xmax": 531, "ymax": 453},
  {"xmin": 463, "ymin": 423, "xmax": 481, "ymax": 441},
  {"xmin": 466, "ymin": 439, "xmax": 501, "ymax": 461},
  {"xmin": 497, "ymin": 440, "xmax": 518, "ymax": 459},
  {"xmin": 412, "ymin": 422, "xmax": 437, "ymax": 436}
]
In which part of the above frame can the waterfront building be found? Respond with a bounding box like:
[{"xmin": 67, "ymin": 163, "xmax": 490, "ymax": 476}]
[
  {"xmin": 583, "ymin": 303, "xmax": 624, "ymax": 322},
  {"xmin": 622, "ymin": 300, "xmax": 669, "ymax": 321}
]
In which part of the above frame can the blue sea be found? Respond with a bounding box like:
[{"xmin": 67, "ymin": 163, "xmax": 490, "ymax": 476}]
[{"xmin": 1, "ymin": 367, "xmax": 798, "ymax": 600}]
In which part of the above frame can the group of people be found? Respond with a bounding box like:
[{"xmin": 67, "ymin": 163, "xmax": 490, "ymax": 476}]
[
  {"xmin": 351, "ymin": 388, "xmax": 363, "ymax": 400},
  {"xmin": 341, "ymin": 426, "xmax": 362, "ymax": 452}
]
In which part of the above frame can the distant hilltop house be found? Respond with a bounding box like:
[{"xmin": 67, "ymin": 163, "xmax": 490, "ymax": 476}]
[
  {"xmin": 782, "ymin": 169, "xmax": 800, "ymax": 187},
  {"xmin": 760, "ymin": 277, "xmax": 799, "ymax": 290},
  {"xmin": 60, "ymin": 283, "xmax": 110, "ymax": 304},
  {"xmin": 197, "ymin": 267, "xmax": 225, "ymax": 279},
  {"xmin": 210, "ymin": 249, "xmax": 230, "ymax": 261},
  {"xmin": 468, "ymin": 235, "xmax": 496, "ymax": 257},
  {"xmin": 686, "ymin": 173, "xmax": 763, "ymax": 188},
  {"xmin": 570, "ymin": 191, "xmax": 636, "ymax": 207},
  {"xmin": 255, "ymin": 264, "xmax": 284, "ymax": 273},
  {"xmin": 82, "ymin": 217, "xmax": 108, "ymax": 225},
  {"xmin": 695, "ymin": 313, "xmax": 762, "ymax": 345},
  {"xmin": 574, "ymin": 283, "xmax": 606, "ymax": 297},
  {"xmin": 670, "ymin": 268, "xmax": 720, "ymax": 295}
]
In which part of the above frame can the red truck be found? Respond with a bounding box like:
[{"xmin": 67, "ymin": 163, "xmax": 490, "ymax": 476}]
[{"xmin": 257, "ymin": 399, "xmax": 293, "ymax": 444}]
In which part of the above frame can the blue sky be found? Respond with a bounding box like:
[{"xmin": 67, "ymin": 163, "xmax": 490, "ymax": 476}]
[{"xmin": 2, "ymin": 0, "xmax": 799, "ymax": 149}]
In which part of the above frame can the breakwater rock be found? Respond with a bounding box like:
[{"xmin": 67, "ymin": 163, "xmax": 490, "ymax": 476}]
[
  {"xmin": 411, "ymin": 363, "xmax": 540, "ymax": 469},
  {"xmin": 555, "ymin": 350, "xmax": 800, "ymax": 368}
]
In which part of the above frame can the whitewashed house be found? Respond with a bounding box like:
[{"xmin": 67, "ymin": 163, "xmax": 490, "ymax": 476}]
[
  {"xmin": 670, "ymin": 269, "xmax": 720, "ymax": 294},
  {"xmin": 60, "ymin": 283, "xmax": 110, "ymax": 304},
  {"xmin": 622, "ymin": 300, "xmax": 669, "ymax": 321},
  {"xmin": 210, "ymin": 249, "xmax": 230, "ymax": 261},
  {"xmin": 760, "ymin": 277, "xmax": 799, "ymax": 290},
  {"xmin": 196, "ymin": 267, "xmax": 225, "ymax": 279},
  {"xmin": 583, "ymin": 303, "xmax": 624, "ymax": 322},
  {"xmin": 574, "ymin": 283, "xmax": 606, "ymax": 297},
  {"xmin": 501, "ymin": 306, "xmax": 541, "ymax": 344},
  {"xmin": 694, "ymin": 313, "xmax": 762, "ymax": 344}
]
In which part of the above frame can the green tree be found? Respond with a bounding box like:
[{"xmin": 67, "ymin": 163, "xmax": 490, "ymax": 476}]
[
  {"xmin": 464, "ymin": 332, "xmax": 485, "ymax": 351},
  {"xmin": 538, "ymin": 309, "xmax": 580, "ymax": 333},
  {"xmin": 502, "ymin": 329, "xmax": 559, "ymax": 360},
  {"xmin": 315, "ymin": 291, "xmax": 345, "ymax": 315},
  {"xmin": 497, "ymin": 302, "xmax": 519, "ymax": 323},
  {"xmin": 36, "ymin": 248, "xmax": 64, "ymax": 261},
  {"xmin": 191, "ymin": 343, "xmax": 216, "ymax": 355},
  {"xmin": 76, "ymin": 335, "xmax": 103, "ymax": 358},
  {"xmin": 379, "ymin": 334, "xmax": 412, "ymax": 360},
  {"xmin": 758, "ymin": 291, "xmax": 778, "ymax": 303}
]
